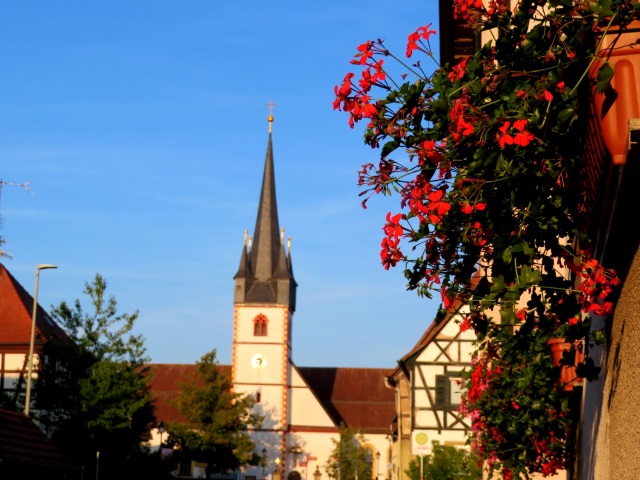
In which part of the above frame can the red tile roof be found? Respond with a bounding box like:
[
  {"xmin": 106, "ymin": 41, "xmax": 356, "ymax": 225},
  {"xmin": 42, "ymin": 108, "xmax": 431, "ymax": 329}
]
[
  {"xmin": 0, "ymin": 263, "xmax": 70, "ymax": 346},
  {"xmin": 0, "ymin": 409, "xmax": 75, "ymax": 471},
  {"xmin": 149, "ymin": 364, "xmax": 197, "ymax": 424},
  {"xmin": 296, "ymin": 366, "xmax": 395, "ymax": 435},
  {"xmin": 149, "ymin": 364, "xmax": 395, "ymax": 435},
  {"xmin": 149, "ymin": 363, "xmax": 231, "ymax": 424}
]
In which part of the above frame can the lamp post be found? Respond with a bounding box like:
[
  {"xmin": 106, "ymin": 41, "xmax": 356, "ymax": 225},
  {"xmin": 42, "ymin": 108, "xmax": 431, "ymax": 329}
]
[
  {"xmin": 273, "ymin": 457, "xmax": 282, "ymax": 480},
  {"xmin": 158, "ymin": 422, "xmax": 166, "ymax": 452},
  {"xmin": 24, "ymin": 263, "xmax": 57, "ymax": 416},
  {"xmin": 376, "ymin": 452, "xmax": 380, "ymax": 480},
  {"xmin": 290, "ymin": 446, "xmax": 302, "ymax": 465},
  {"xmin": 262, "ymin": 448, "xmax": 267, "ymax": 479}
]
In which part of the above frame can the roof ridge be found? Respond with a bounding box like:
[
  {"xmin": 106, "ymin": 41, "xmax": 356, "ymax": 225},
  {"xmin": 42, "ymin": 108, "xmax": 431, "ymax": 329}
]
[
  {"xmin": 0, "ymin": 263, "xmax": 33, "ymax": 326},
  {"xmin": 0, "ymin": 264, "xmax": 71, "ymax": 345},
  {"xmin": 0, "ymin": 407, "xmax": 26, "ymax": 417}
]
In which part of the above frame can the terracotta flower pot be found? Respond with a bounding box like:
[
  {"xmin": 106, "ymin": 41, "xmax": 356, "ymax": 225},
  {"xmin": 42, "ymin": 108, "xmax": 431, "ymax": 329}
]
[
  {"xmin": 591, "ymin": 21, "xmax": 640, "ymax": 165},
  {"xmin": 547, "ymin": 338, "xmax": 584, "ymax": 391}
]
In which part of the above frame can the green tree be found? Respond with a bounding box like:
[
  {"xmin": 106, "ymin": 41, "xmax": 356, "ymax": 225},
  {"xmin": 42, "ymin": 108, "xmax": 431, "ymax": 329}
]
[
  {"xmin": 325, "ymin": 424, "xmax": 372, "ymax": 480},
  {"xmin": 405, "ymin": 442, "xmax": 482, "ymax": 480},
  {"xmin": 167, "ymin": 349, "xmax": 263, "ymax": 477},
  {"xmin": 37, "ymin": 274, "xmax": 157, "ymax": 479},
  {"xmin": 0, "ymin": 390, "xmax": 18, "ymax": 412}
]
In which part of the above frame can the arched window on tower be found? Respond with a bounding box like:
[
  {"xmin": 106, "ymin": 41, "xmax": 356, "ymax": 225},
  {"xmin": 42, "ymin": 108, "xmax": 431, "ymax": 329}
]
[{"xmin": 253, "ymin": 314, "xmax": 268, "ymax": 336}]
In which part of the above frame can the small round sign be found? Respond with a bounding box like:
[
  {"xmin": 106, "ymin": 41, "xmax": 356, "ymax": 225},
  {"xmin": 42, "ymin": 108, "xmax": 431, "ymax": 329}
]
[{"xmin": 415, "ymin": 432, "xmax": 428, "ymax": 446}]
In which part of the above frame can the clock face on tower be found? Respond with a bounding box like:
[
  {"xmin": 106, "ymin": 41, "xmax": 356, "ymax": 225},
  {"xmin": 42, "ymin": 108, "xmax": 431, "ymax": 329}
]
[{"xmin": 251, "ymin": 353, "xmax": 267, "ymax": 369}]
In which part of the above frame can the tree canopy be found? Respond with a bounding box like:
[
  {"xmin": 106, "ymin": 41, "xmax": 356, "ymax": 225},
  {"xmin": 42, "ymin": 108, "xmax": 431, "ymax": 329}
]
[
  {"xmin": 167, "ymin": 349, "xmax": 263, "ymax": 476},
  {"xmin": 37, "ymin": 274, "xmax": 157, "ymax": 478},
  {"xmin": 405, "ymin": 442, "xmax": 482, "ymax": 480},
  {"xmin": 325, "ymin": 425, "xmax": 373, "ymax": 480}
]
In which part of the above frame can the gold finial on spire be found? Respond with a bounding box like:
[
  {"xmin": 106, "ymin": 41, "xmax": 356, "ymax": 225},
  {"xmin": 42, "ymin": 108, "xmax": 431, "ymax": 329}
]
[
  {"xmin": 266, "ymin": 101, "xmax": 278, "ymax": 133},
  {"xmin": 243, "ymin": 230, "xmax": 248, "ymax": 246},
  {"xmin": 287, "ymin": 237, "xmax": 291, "ymax": 255},
  {"xmin": 280, "ymin": 227, "xmax": 285, "ymax": 244}
]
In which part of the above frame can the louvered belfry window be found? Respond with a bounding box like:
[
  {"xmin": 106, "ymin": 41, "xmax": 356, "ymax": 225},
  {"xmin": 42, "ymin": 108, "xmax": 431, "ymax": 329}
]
[{"xmin": 253, "ymin": 314, "xmax": 268, "ymax": 336}]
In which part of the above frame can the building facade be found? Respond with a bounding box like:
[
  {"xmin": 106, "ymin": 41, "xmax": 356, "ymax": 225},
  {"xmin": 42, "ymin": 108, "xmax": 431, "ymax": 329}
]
[
  {"xmin": 151, "ymin": 116, "xmax": 397, "ymax": 480},
  {"xmin": 435, "ymin": 1, "xmax": 640, "ymax": 478},
  {"xmin": 386, "ymin": 300, "xmax": 476, "ymax": 480},
  {"xmin": 0, "ymin": 264, "xmax": 70, "ymax": 413}
]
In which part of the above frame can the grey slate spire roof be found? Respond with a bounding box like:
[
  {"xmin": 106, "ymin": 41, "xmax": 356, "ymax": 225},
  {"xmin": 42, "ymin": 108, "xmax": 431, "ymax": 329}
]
[
  {"xmin": 233, "ymin": 116, "xmax": 297, "ymax": 310},
  {"xmin": 251, "ymin": 133, "xmax": 281, "ymax": 282}
]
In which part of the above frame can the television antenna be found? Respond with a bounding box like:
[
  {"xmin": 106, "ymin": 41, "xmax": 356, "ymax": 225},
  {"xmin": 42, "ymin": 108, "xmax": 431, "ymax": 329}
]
[{"xmin": 0, "ymin": 179, "xmax": 31, "ymax": 258}]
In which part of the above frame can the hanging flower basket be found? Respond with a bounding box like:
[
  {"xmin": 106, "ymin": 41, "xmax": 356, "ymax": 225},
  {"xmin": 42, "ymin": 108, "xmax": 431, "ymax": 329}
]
[
  {"xmin": 591, "ymin": 20, "xmax": 640, "ymax": 165},
  {"xmin": 333, "ymin": 0, "xmax": 626, "ymax": 474},
  {"xmin": 547, "ymin": 338, "xmax": 584, "ymax": 391}
]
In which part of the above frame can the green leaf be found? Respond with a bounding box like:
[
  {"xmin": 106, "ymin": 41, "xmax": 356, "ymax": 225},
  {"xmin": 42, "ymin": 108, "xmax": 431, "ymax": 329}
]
[
  {"xmin": 490, "ymin": 276, "xmax": 507, "ymax": 293},
  {"xmin": 519, "ymin": 265, "xmax": 542, "ymax": 287},
  {"xmin": 501, "ymin": 246, "xmax": 513, "ymax": 264},
  {"xmin": 593, "ymin": 329, "xmax": 607, "ymax": 345},
  {"xmin": 558, "ymin": 107, "xmax": 576, "ymax": 125},
  {"xmin": 500, "ymin": 308, "xmax": 516, "ymax": 325},
  {"xmin": 596, "ymin": 63, "xmax": 615, "ymax": 93},
  {"xmin": 496, "ymin": 156, "xmax": 513, "ymax": 177},
  {"xmin": 521, "ymin": 241, "xmax": 534, "ymax": 256}
]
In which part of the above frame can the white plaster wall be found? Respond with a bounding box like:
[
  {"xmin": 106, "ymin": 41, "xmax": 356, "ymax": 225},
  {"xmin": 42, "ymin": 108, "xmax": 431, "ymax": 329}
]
[
  {"xmin": 459, "ymin": 341, "xmax": 475, "ymax": 361},
  {"xmin": 286, "ymin": 432, "xmax": 391, "ymax": 480},
  {"xmin": 235, "ymin": 306, "xmax": 290, "ymax": 345},
  {"xmin": 245, "ymin": 430, "xmax": 287, "ymax": 478},
  {"xmin": 289, "ymin": 367, "xmax": 333, "ymax": 427},
  {"xmin": 289, "ymin": 387, "xmax": 334, "ymax": 427},
  {"xmin": 235, "ymin": 343, "xmax": 287, "ymax": 385},
  {"xmin": 233, "ymin": 304, "xmax": 292, "ymax": 434},
  {"xmin": 290, "ymin": 365, "xmax": 307, "ymax": 387},
  {"xmin": 4, "ymin": 352, "xmax": 29, "ymax": 369},
  {"xmin": 288, "ymin": 431, "xmax": 333, "ymax": 473},
  {"xmin": 235, "ymin": 383, "xmax": 285, "ymax": 428}
]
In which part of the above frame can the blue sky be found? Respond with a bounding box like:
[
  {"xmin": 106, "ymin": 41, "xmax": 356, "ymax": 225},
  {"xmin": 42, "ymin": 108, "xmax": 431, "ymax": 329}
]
[{"xmin": 0, "ymin": 1, "xmax": 443, "ymax": 367}]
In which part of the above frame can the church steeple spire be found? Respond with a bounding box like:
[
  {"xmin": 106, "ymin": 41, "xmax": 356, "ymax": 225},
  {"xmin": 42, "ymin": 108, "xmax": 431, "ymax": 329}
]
[{"xmin": 233, "ymin": 114, "xmax": 297, "ymax": 310}]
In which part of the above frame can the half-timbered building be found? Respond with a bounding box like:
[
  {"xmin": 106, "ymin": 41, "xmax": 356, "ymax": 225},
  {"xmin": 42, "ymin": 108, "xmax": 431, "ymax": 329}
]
[
  {"xmin": 386, "ymin": 301, "xmax": 475, "ymax": 480},
  {"xmin": 0, "ymin": 264, "xmax": 70, "ymax": 411},
  {"xmin": 436, "ymin": 0, "xmax": 640, "ymax": 477}
]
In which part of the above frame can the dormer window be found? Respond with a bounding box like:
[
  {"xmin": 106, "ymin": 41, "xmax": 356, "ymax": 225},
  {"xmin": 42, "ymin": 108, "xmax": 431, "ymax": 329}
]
[{"xmin": 253, "ymin": 314, "xmax": 268, "ymax": 336}]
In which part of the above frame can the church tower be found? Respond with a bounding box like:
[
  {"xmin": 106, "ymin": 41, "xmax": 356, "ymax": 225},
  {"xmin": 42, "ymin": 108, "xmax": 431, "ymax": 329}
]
[{"xmin": 232, "ymin": 114, "xmax": 297, "ymax": 470}]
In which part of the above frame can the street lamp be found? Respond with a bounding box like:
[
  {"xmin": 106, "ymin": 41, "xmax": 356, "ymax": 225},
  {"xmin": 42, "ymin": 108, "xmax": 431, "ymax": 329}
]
[
  {"xmin": 158, "ymin": 422, "xmax": 166, "ymax": 449},
  {"xmin": 262, "ymin": 448, "xmax": 268, "ymax": 479},
  {"xmin": 376, "ymin": 452, "xmax": 381, "ymax": 480},
  {"xmin": 290, "ymin": 445, "xmax": 302, "ymax": 464},
  {"xmin": 24, "ymin": 263, "xmax": 57, "ymax": 416}
]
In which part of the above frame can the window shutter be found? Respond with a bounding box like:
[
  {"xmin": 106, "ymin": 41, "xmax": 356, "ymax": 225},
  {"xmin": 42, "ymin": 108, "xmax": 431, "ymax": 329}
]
[{"xmin": 435, "ymin": 375, "xmax": 447, "ymax": 408}]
